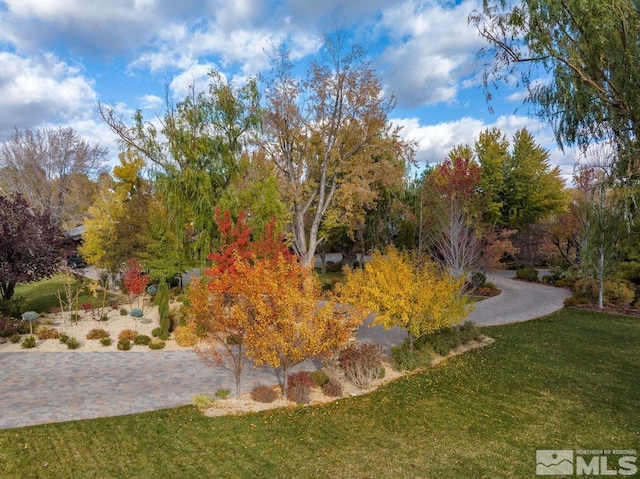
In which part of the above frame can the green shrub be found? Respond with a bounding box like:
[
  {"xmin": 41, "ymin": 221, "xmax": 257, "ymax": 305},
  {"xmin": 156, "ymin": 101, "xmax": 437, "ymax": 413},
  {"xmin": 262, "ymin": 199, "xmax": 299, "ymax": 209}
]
[
  {"xmin": 15, "ymin": 321, "xmax": 31, "ymax": 334},
  {"xmin": 310, "ymin": 370, "xmax": 330, "ymax": 387},
  {"xmin": 99, "ymin": 314, "xmax": 109, "ymax": 321},
  {"xmin": 0, "ymin": 295, "xmax": 26, "ymax": 318},
  {"xmin": 66, "ymin": 337, "xmax": 81, "ymax": 349},
  {"xmin": 59, "ymin": 332, "xmax": 69, "ymax": 344},
  {"xmin": 391, "ymin": 342, "xmax": 433, "ymax": 371},
  {"xmin": 148, "ymin": 339, "xmax": 166, "ymax": 349},
  {"xmin": 70, "ymin": 313, "xmax": 80, "ymax": 323},
  {"xmin": 321, "ymin": 379, "xmax": 343, "ymax": 398},
  {"xmin": 35, "ymin": 326, "xmax": 59, "ymax": 340},
  {"xmin": 9, "ymin": 334, "xmax": 21, "ymax": 344},
  {"xmin": 215, "ymin": 389, "xmax": 231, "ymax": 400},
  {"xmin": 134, "ymin": 334, "xmax": 151, "ymax": 345},
  {"xmin": 251, "ymin": 385, "xmax": 279, "ymax": 403},
  {"xmin": 151, "ymin": 327, "xmax": 163, "ymax": 337},
  {"xmin": 129, "ymin": 308, "xmax": 143, "ymax": 318},
  {"xmin": 192, "ymin": 393, "xmax": 213, "ymax": 409},
  {"xmin": 516, "ymin": 268, "xmax": 538, "ymax": 281},
  {"xmin": 151, "ymin": 327, "xmax": 170, "ymax": 340},
  {"xmin": 21, "ymin": 335, "xmax": 36, "ymax": 349},
  {"xmin": 117, "ymin": 339, "xmax": 131, "ymax": 351},
  {"xmin": 119, "ymin": 308, "xmax": 128, "ymax": 316},
  {"xmin": 428, "ymin": 335, "xmax": 452, "ymax": 356},
  {"xmin": 86, "ymin": 328, "xmax": 110, "ymax": 340},
  {"xmin": 155, "ymin": 278, "xmax": 170, "ymax": 335},
  {"xmin": 339, "ymin": 343, "xmax": 383, "ymax": 389},
  {"xmin": 458, "ymin": 321, "xmax": 482, "ymax": 343},
  {"xmin": 603, "ymin": 281, "xmax": 635, "ymax": 307},
  {"xmin": 100, "ymin": 337, "xmax": 112, "ymax": 347}
]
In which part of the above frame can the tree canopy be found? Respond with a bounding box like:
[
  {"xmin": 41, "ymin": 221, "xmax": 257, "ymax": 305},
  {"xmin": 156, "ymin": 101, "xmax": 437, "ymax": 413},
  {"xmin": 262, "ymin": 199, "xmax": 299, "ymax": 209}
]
[
  {"xmin": 470, "ymin": 0, "xmax": 640, "ymax": 178},
  {"xmin": 261, "ymin": 31, "xmax": 412, "ymax": 266},
  {"xmin": 0, "ymin": 194, "xmax": 63, "ymax": 301},
  {"xmin": 0, "ymin": 126, "xmax": 107, "ymax": 227}
]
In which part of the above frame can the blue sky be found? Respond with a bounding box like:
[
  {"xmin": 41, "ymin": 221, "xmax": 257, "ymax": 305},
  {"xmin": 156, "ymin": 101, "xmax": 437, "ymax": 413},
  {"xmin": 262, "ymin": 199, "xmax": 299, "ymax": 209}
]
[{"xmin": 0, "ymin": 0, "xmax": 576, "ymax": 178}]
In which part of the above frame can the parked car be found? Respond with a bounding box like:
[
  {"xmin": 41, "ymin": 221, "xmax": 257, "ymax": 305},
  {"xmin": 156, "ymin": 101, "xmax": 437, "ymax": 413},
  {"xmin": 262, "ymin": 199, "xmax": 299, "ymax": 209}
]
[{"xmin": 67, "ymin": 255, "xmax": 87, "ymax": 268}]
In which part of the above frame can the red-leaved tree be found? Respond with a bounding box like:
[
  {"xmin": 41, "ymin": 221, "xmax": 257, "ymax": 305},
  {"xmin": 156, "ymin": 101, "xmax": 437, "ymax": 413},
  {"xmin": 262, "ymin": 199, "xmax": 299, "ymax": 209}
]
[
  {"xmin": 122, "ymin": 258, "xmax": 149, "ymax": 310},
  {"xmin": 0, "ymin": 194, "xmax": 63, "ymax": 301}
]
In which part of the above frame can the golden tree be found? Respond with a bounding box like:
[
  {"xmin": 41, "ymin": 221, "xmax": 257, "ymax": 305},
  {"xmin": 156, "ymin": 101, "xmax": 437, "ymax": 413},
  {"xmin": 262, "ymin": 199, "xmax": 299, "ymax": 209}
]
[{"xmin": 338, "ymin": 247, "xmax": 472, "ymax": 349}]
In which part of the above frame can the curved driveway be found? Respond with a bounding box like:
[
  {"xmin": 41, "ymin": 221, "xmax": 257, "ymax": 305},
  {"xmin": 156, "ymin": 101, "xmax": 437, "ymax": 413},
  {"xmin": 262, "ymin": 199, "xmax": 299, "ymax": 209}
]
[
  {"xmin": 0, "ymin": 270, "xmax": 569, "ymax": 429},
  {"xmin": 467, "ymin": 270, "xmax": 571, "ymax": 326}
]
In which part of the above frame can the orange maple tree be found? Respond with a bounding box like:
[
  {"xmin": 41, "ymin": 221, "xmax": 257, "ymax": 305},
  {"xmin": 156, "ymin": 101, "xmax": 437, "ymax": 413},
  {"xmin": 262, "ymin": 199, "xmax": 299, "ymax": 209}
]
[{"xmin": 185, "ymin": 210, "xmax": 360, "ymax": 399}]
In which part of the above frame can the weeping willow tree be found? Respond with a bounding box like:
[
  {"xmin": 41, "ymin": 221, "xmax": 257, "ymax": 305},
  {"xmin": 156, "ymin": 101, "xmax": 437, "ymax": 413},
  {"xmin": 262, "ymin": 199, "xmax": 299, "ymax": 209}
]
[{"xmin": 99, "ymin": 70, "xmax": 262, "ymax": 265}]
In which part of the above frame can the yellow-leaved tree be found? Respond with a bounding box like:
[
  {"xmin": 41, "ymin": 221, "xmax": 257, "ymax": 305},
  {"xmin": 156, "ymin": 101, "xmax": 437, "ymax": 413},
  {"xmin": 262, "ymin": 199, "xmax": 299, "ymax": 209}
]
[{"xmin": 338, "ymin": 246, "xmax": 472, "ymax": 349}]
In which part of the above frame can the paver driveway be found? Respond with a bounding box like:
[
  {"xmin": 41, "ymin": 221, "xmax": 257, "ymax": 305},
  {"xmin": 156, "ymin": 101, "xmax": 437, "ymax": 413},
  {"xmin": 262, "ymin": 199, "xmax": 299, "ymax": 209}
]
[{"xmin": 0, "ymin": 270, "xmax": 570, "ymax": 429}]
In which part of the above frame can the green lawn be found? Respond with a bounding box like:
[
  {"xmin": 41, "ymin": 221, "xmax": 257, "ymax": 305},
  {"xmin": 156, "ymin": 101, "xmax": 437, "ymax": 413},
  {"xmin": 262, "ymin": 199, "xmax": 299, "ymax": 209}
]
[
  {"xmin": 0, "ymin": 308, "xmax": 638, "ymax": 478},
  {"xmin": 13, "ymin": 274, "xmax": 120, "ymax": 313}
]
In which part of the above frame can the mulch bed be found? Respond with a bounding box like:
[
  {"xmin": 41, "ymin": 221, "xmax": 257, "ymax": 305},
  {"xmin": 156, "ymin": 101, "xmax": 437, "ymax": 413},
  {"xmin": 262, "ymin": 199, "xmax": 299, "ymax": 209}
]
[{"xmin": 572, "ymin": 303, "xmax": 640, "ymax": 318}]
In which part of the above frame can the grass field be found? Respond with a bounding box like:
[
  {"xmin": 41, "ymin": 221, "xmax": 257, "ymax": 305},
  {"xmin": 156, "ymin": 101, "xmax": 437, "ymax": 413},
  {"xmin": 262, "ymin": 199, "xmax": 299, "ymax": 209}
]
[
  {"xmin": 13, "ymin": 273, "xmax": 119, "ymax": 313},
  {"xmin": 0, "ymin": 308, "xmax": 638, "ymax": 478}
]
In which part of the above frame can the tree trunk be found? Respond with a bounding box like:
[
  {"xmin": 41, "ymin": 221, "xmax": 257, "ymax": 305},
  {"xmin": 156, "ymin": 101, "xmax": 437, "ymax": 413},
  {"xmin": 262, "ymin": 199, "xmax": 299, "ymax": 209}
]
[
  {"xmin": 320, "ymin": 245, "xmax": 327, "ymax": 274},
  {"xmin": 597, "ymin": 246, "xmax": 604, "ymax": 309},
  {"xmin": 0, "ymin": 281, "xmax": 16, "ymax": 301}
]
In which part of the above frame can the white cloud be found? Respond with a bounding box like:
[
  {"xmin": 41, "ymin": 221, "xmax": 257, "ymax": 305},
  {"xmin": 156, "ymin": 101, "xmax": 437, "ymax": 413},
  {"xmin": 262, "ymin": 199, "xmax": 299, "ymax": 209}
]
[
  {"xmin": 137, "ymin": 95, "xmax": 164, "ymax": 112},
  {"xmin": 0, "ymin": 52, "xmax": 97, "ymax": 139},
  {"xmin": 168, "ymin": 63, "xmax": 224, "ymax": 99},
  {"xmin": 377, "ymin": 0, "xmax": 485, "ymax": 108}
]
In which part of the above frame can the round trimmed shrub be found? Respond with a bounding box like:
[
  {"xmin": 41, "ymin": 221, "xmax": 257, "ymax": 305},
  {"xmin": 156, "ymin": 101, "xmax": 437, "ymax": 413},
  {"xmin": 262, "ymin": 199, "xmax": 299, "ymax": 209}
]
[
  {"xmin": 9, "ymin": 334, "xmax": 21, "ymax": 344},
  {"xmin": 173, "ymin": 324, "xmax": 198, "ymax": 346},
  {"xmin": 119, "ymin": 308, "xmax": 128, "ymax": 316},
  {"xmin": 215, "ymin": 389, "xmax": 231, "ymax": 400},
  {"xmin": 100, "ymin": 337, "xmax": 112, "ymax": 347},
  {"xmin": 151, "ymin": 327, "xmax": 169, "ymax": 340},
  {"xmin": 148, "ymin": 338, "xmax": 166, "ymax": 350},
  {"xmin": 86, "ymin": 328, "xmax": 110, "ymax": 340},
  {"xmin": 35, "ymin": 326, "xmax": 59, "ymax": 340},
  {"xmin": 21, "ymin": 335, "xmax": 36, "ymax": 349},
  {"xmin": 21, "ymin": 311, "xmax": 38, "ymax": 322},
  {"xmin": 118, "ymin": 329, "xmax": 137, "ymax": 341},
  {"xmin": 250, "ymin": 385, "xmax": 279, "ymax": 403},
  {"xmin": 134, "ymin": 334, "xmax": 151, "ymax": 345},
  {"xmin": 117, "ymin": 338, "xmax": 131, "ymax": 351},
  {"xmin": 310, "ymin": 370, "xmax": 330, "ymax": 387}
]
